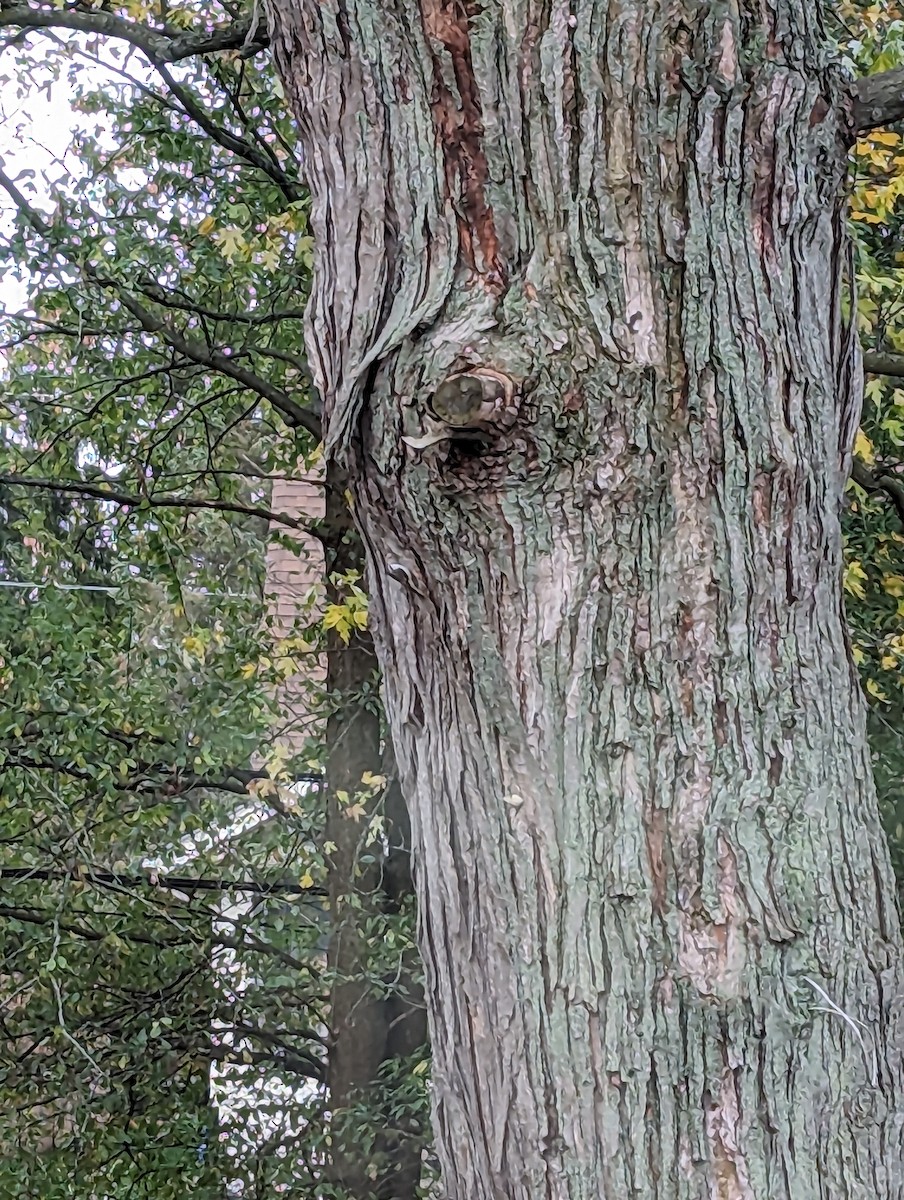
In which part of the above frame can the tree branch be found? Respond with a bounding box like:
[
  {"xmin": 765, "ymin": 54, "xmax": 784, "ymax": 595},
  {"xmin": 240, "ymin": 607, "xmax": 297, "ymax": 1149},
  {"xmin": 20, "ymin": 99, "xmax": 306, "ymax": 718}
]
[
  {"xmin": 205, "ymin": 1042, "xmax": 324, "ymax": 1082},
  {"xmin": 6, "ymin": 752, "xmax": 323, "ymax": 801},
  {"xmin": 0, "ymin": 472, "xmax": 317, "ymax": 535},
  {"xmin": 0, "ymin": 866, "xmax": 328, "ymax": 898},
  {"xmin": 0, "ymin": 903, "xmax": 198, "ymax": 949},
  {"xmin": 850, "ymin": 458, "xmax": 904, "ymax": 527},
  {"xmin": 0, "ymin": 8, "xmax": 296, "ymax": 198},
  {"xmin": 863, "ymin": 350, "xmax": 904, "ymax": 379},
  {"xmin": 152, "ymin": 57, "xmax": 300, "ymax": 202},
  {"xmin": 0, "ymin": 7, "xmax": 268, "ymax": 63},
  {"xmin": 852, "ymin": 67, "xmax": 904, "ymax": 134},
  {"xmin": 0, "ymin": 163, "xmax": 321, "ymax": 438}
]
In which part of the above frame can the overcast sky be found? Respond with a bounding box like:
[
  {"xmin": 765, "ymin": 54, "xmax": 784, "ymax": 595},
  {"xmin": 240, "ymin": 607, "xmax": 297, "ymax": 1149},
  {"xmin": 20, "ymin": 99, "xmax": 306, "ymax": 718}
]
[{"xmin": 0, "ymin": 47, "xmax": 132, "ymax": 311}]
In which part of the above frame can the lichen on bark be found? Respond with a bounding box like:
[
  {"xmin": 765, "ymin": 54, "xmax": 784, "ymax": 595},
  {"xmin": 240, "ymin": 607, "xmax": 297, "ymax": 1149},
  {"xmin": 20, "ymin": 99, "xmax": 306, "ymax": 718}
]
[{"xmin": 265, "ymin": 2, "xmax": 904, "ymax": 1196}]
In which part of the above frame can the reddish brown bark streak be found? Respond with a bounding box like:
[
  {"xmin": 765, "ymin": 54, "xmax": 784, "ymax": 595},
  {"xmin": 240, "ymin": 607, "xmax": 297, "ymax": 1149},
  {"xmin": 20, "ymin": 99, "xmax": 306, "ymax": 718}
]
[{"xmin": 420, "ymin": 0, "xmax": 504, "ymax": 284}]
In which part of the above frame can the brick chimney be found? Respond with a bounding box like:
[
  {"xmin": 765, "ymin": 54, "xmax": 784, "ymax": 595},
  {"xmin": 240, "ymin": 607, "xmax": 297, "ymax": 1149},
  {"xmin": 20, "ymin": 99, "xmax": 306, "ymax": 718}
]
[{"xmin": 264, "ymin": 468, "xmax": 325, "ymax": 760}]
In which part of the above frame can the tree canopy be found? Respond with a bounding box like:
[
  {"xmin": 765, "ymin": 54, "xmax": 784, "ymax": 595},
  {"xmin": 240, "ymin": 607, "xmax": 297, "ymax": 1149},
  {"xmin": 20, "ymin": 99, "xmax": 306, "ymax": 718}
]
[{"xmin": 0, "ymin": 6, "xmax": 427, "ymax": 1196}]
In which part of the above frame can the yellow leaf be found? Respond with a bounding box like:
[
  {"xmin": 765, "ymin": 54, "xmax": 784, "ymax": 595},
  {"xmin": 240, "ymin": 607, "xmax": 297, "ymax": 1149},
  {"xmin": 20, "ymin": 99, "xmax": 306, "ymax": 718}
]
[
  {"xmin": 299, "ymin": 872, "xmax": 315, "ymax": 889},
  {"xmin": 258, "ymin": 247, "xmax": 281, "ymax": 272},
  {"xmin": 852, "ymin": 644, "xmax": 866, "ymax": 666},
  {"xmin": 182, "ymin": 635, "xmax": 206, "ymax": 660},
  {"xmin": 265, "ymin": 747, "xmax": 290, "ymax": 780},
  {"xmin": 198, "ymin": 215, "xmax": 216, "ymax": 236},
  {"xmin": 248, "ymin": 778, "xmax": 279, "ymax": 797},
  {"xmin": 883, "ymin": 573, "xmax": 904, "ymax": 597},
  {"xmin": 213, "ymin": 225, "xmax": 248, "ymax": 262},
  {"xmin": 361, "ymin": 771, "xmax": 387, "ymax": 789},
  {"xmin": 866, "ymin": 678, "xmax": 889, "ymax": 702},
  {"xmin": 239, "ymin": 663, "xmax": 256, "ymax": 679},
  {"xmin": 322, "ymin": 604, "xmax": 353, "ymax": 643},
  {"xmin": 854, "ymin": 429, "xmax": 875, "ymax": 465},
  {"xmin": 296, "ymin": 235, "xmax": 315, "ymax": 267},
  {"xmin": 345, "ymin": 802, "xmax": 367, "ymax": 821},
  {"xmin": 881, "ymin": 654, "xmax": 897, "ymax": 670},
  {"xmin": 843, "ymin": 560, "xmax": 868, "ymax": 600}
]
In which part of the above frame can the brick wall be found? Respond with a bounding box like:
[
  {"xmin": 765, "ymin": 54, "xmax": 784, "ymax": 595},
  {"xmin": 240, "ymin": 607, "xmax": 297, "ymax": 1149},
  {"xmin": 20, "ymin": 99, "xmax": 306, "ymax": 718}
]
[{"xmin": 264, "ymin": 470, "xmax": 325, "ymax": 759}]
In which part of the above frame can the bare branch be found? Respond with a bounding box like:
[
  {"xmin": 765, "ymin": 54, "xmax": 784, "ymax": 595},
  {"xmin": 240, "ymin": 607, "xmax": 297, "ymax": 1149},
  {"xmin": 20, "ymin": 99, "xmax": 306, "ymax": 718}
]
[
  {"xmin": 151, "ymin": 57, "xmax": 301, "ymax": 201},
  {"xmin": 0, "ymin": 865, "xmax": 327, "ymax": 898},
  {"xmin": 863, "ymin": 350, "xmax": 904, "ymax": 379},
  {"xmin": 0, "ymin": 472, "xmax": 317, "ymax": 535},
  {"xmin": 852, "ymin": 67, "xmax": 904, "ymax": 134},
  {"xmin": 0, "ymin": 7, "xmax": 268, "ymax": 63}
]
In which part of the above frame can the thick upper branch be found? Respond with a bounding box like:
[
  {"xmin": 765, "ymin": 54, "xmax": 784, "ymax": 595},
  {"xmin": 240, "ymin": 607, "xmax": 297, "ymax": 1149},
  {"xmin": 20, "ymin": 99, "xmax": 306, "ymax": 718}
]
[
  {"xmin": 863, "ymin": 350, "xmax": 904, "ymax": 379},
  {"xmin": 0, "ymin": 6, "xmax": 268, "ymax": 62},
  {"xmin": 852, "ymin": 67, "xmax": 904, "ymax": 133},
  {"xmin": 0, "ymin": 865, "xmax": 326, "ymax": 897}
]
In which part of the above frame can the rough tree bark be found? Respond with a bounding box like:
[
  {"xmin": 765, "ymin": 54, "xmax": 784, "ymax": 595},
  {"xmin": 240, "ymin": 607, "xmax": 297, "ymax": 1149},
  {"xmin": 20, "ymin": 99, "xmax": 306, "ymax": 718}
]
[{"xmin": 266, "ymin": 2, "xmax": 904, "ymax": 1196}]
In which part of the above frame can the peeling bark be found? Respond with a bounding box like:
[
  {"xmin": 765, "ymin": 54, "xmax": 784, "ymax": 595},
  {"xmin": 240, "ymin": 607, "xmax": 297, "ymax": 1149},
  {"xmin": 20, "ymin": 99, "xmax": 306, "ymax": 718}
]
[{"xmin": 266, "ymin": 3, "xmax": 904, "ymax": 1196}]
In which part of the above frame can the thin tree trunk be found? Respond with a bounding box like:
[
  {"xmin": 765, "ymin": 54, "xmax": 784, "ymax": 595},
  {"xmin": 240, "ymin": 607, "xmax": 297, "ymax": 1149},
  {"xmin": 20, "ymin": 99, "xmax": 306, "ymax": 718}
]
[
  {"xmin": 267, "ymin": 3, "xmax": 904, "ymax": 1195},
  {"xmin": 324, "ymin": 478, "xmax": 427, "ymax": 1200}
]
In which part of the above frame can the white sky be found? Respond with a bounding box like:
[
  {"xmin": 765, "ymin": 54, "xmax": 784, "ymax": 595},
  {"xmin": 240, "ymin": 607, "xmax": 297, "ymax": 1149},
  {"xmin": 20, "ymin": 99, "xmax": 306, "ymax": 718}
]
[{"xmin": 0, "ymin": 74, "xmax": 82, "ymax": 308}]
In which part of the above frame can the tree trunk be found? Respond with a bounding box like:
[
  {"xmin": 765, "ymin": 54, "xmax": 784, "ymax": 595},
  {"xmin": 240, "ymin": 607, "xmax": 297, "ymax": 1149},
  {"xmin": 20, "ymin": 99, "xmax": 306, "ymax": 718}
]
[
  {"xmin": 324, "ymin": 478, "xmax": 427, "ymax": 1200},
  {"xmin": 267, "ymin": 3, "xmax": 904, "ymax": 1196}
]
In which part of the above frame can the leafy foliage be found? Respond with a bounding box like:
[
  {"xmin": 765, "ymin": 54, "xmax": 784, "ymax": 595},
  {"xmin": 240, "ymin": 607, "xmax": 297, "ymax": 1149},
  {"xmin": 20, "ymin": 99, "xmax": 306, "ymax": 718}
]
[
  {"xmin": 842, "ymin": 0, "xmax": 904, "ymax": 903},
  {"xmin": 0, "ymin": 6, "xmax": 429, "ymax": 1197}
]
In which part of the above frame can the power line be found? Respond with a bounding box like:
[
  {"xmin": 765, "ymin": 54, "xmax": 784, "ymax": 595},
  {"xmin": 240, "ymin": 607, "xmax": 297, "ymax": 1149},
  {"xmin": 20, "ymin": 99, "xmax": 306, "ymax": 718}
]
[
  {"xmin": 0, "ymin": 579, "xmax": 119, "ymax": 593},
  {"xmin": 0, "ymin": 579, "xmax": 260, "ymax": 598}
]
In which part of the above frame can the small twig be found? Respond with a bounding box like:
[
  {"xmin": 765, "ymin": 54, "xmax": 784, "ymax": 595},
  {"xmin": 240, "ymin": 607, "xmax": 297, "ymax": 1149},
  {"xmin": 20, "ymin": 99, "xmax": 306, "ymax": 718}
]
[{"xmin": 52, "ymin": 976, "xmax": 107, "ymax": 1078}]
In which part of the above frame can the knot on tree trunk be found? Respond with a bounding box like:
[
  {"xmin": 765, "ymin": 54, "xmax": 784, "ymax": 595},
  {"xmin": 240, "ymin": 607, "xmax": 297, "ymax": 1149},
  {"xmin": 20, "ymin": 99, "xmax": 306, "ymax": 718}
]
[{"xmin": 402, "ymin": 367, "xmax": 520, "ymax": 460}]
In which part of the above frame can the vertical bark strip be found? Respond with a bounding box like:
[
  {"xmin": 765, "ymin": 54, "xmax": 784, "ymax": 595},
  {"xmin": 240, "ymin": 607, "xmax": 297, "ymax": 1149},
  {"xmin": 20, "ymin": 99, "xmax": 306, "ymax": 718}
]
[{"xmin": 266, "ymin": 2, "xmax": 904, "ymax": 1196}]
